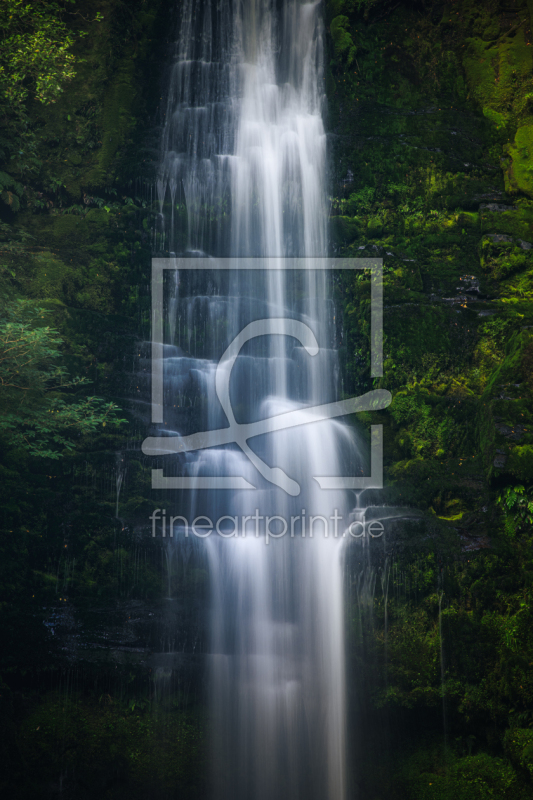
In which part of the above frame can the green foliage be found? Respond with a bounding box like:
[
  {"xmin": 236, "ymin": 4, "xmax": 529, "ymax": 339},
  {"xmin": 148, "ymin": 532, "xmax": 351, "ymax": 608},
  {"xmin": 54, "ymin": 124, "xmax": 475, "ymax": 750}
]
[
  {"xmin": 377, "ymin": 602, "xmax": 441, "ymax": 709},
  {"xmin": 480, "ymin": 238, "xmax": 531, "ymax": 282},
  {"xmin": 0, "ymin": 0, "xmax": 104, "ymax": 120},
  {"xmin": 331, "ymin": 17, "xmax": 533, "ymax": 786},
  {"xmin": 327, "ymin": 0, "xmax": 385, "ymax": 25},
  {"xmin": 330, "ymin": 15, "xmax": 357, "ymax": 66},
  {"xmin": 365, "ymin": 541, "xmax": 533, "ymax": 738},
  {"xmin": 0, "ymin": 297, "xmax": 126, "ymax": 457},
  {"xmin": 505, "ymin": 125, "xmax": 533, "ymax": 197},
  {"xmin": 85, "ymin": 53, "xmax": 136, "ymax": 186},
  {"xmin": 0, "ymin": 0, "xmax": 102, "ymax": 206},
  {"xmin": 497, "ymin": 485, "xmax": 533, "ymax": 532},
  {"xmin": 0, "ymin": 0, "xmax": 81, "ymax": 110},
  {"xmin": 506, "ymin": 447, "xmax": 533, "ymax": 483},
  {"xmin": 331, "ymin": 185, "xmax": 375, "ymax": 215},
  {"xmin": 504, "ymin": 728, "xmax": 533, "ymax": 778},
  {"xmin": 11, "ymin": 691, "xmax": 206, "ymax": 799},
  {"xmin": 397, "ymin": 747, "xmax": 523, "ymax": 800},
  {"xmin": 390, "ymin": 394, "xmax": 463, "ymax": 459},
  {"xmin": 0, "ymin": 171, "xmax": 24, "ymax": 212},
  {"xmin": 327, "ymin": 0, "xmax": 357, "ymax": 17}
]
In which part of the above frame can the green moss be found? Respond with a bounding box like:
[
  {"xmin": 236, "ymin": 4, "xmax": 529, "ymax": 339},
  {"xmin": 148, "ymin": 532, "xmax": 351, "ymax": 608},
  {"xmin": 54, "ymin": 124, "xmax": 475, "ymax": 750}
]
[
  {"xmin": 483, "ymin": 107, "xmax": 507, "ymax": 129},
  {"xmin": 330, "ymin": 215, "xmax": 363, "ymax": 246},
  {"xmin": 507, "ymin": 445, "xmax": 533, "ymax": 481},
  {"xmin": 459, "ymin": 19, "xmax": 533, "ymax": 198},
  {"xmin": 83, "ymin": 54, "xmax": 137, "ymax": 187},
  {"xmin": 463, "ymin": 38, "xmax": 499, "ymax": 110},
  {"xmin": 463, "ymin": 25, "xmax": 533, "ymax": 130},
  {"xmin": 479, "ymin": 204, "xmax": 533, "ymax": 240},
  {"xmin": 27, "ymin": 252, "xmax": 76, "ymax": 300},
  {"xmin": 480, "ymin": 236, "xmax": 532, "ymax": 281},
  {"xmin": 505, "ymin": 124, "xmax": 533, "ymax": 196},
  {"xmin": 26, "ymin": 0, "xmax": 166, "ymax": 198},
  {"xmin": 330, "ymin": 15, "xmax": 357, "ymax": 66},
  {"xmin": 51, "ymin": 213, "xmax": 91, "ymax": 243},
  {"xmin": 486, "ymin": 329, "xmax": 533, "ymax": 391}
]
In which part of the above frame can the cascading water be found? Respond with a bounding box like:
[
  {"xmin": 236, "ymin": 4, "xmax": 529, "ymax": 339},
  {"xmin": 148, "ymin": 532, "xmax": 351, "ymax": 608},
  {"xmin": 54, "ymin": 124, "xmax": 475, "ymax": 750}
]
[{"xmin": 155, "ymin": 2, "xmax": 361, "ymax": 798}]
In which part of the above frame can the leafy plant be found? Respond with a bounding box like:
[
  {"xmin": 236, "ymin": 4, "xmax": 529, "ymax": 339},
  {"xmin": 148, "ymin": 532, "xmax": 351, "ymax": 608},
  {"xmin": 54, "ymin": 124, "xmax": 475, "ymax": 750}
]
[
  {"xmin": 0, "ymin": 0, "xmax": 102, "ymax": 109},
  {"xmin": 497, "ymin": 485, "xmax": 533, "ymax": 532},
  {"xmin": 0, "ymin": 0, "xmax": 102, "ymax": 191},
  {"xmin": 0, "ymin": 297, "xmax": 126, "ymax": 458},
  {"xmin": 330, "ymin": 15, "xmax": 357, "ymax": 66},
  {"xmin": 0, "ymin": 0, "xmax": 75, "ymax": 110}
]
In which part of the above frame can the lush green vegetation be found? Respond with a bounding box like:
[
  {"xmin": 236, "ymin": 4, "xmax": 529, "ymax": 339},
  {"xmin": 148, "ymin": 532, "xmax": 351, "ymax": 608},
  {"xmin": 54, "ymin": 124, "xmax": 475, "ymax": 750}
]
[
  {"xmin": 0, "ymin": 296, "xmax": 126, "ymax": 458},
  {"xmin": 0, "ymin": 2, "xmax": 210, "ymax": 797},
  {"xmin": 327, "ymin": 0, "xmax": 533, "ymax": 796}
]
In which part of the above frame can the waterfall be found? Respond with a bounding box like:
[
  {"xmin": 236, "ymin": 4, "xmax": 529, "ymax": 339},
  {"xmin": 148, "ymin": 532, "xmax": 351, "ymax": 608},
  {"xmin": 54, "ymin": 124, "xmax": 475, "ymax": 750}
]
[{"xmin": 155, "ymin": 2, "xmax": 360, "ymax": 798}]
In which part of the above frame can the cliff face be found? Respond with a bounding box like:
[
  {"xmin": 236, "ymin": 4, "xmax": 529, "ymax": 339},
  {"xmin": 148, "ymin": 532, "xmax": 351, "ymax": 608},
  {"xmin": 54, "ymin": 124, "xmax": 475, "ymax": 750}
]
[
  {"xmin": 327, "ymin": 1, "xmax": 533, "ymax": 797},
  {"xmin": 0, "ymin": 3, "xmax": 208, "ymax": 798},
  {"xmin": 1, "ymin": 1, "xmax": 533, "ymax": 798},
  {"xmin": 328, "ymin": 0, "xmax": 533, "ymax": 484}
]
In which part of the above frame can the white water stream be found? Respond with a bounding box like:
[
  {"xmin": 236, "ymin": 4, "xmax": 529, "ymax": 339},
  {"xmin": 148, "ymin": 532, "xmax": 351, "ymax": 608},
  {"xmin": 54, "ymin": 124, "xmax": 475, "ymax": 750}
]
[{"xmin": 156, "ymin": 2, "xmax": 361, "ymax": 798}]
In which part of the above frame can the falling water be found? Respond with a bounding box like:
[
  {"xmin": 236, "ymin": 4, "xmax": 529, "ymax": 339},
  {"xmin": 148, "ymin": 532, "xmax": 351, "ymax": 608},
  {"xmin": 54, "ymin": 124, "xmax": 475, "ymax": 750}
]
[
  {"xmin": 381, "ymin": 557, "xmax": 391, "ymax": 687},
  {"xmin": 155, "ymin": 2, "xmax": 361, "ymax": 799},
  {"xmin": 438, "ymin": 591, "xmax": 448, "ymax": 750},
  {"xmin": 115, "ymin": 452, "xmax": 125, "ymax": 519}
]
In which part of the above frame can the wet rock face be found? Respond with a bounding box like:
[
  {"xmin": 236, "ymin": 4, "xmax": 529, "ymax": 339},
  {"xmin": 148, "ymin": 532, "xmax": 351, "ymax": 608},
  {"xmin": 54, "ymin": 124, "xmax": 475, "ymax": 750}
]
[
  {"xmin": 325, "ymin": 8, "xmax": 533, "ymax": 790},
  {"xmin": 38, "ymin": 556, "xmax": 210, "ymax": 707},
  {"xmin": 326, "ymin": 0, "xmax": 533, "ymax": 492},
  {"xmin": 47, "ymin": 596, "xmax": 207, "ymax": 664}
]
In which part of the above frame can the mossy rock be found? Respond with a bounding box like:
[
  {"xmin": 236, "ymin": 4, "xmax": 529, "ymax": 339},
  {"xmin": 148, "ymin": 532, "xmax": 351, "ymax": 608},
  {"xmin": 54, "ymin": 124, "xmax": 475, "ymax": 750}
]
[
  {"xmin": 41, "ymin": 209, "xmax": 111, "ymax": 247},
  {"xmin": 463, "ymin": 25, "xmax": 533, "ymax": 132},
  {"xmin": 487, "ymin": 329, "xmax": 533, "ymax": 390},
  {"xmin": 480, "ymin": 236, "xmax": 532, "ymax": 280},
  {"xmin": 28, "ymin": 252, "xmax": 76, "ymax": 300},
  {"xmin": 507, "ymin": 445, "xmax": 533, "ymax": 481},
  {"xmin": 49, "ymin": 213, "xmax": 91, "ymax": 244},
  {"xmin": 85, "ymin": 207, "xmax": 112, "ymax": 234},
  {"xmin": 82, "ymin": 54, "xmax": 137, "ymax": 187},
  {"xmin": 504, "ymin": 124, "xmax": 533, "ymax": 196},
  {"xmin": 463, "ymin": 38, "xmax": 499, "ymax": 111},
  {"xmin": 330, "ymin": 215, "xmax": 363, "ymax": 247}
]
